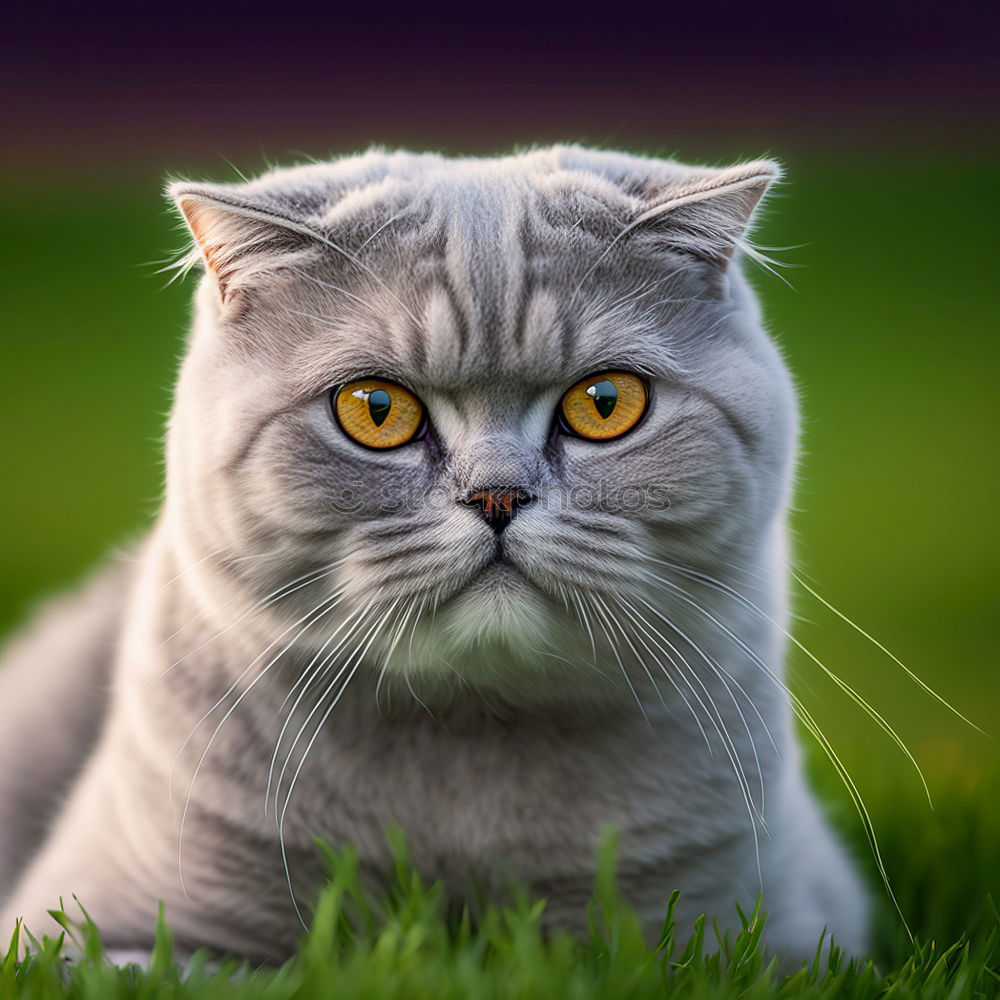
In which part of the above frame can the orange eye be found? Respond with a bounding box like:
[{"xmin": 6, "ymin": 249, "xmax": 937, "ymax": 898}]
[
  {"xmin": 560, "ymin": 371, "xmax": 648, "ymax": 441},
  {"xmin": 334, "ymin": 378, "xmax": 425, "ymax": 449}
]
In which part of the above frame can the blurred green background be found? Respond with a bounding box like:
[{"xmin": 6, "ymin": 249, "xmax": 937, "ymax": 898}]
[{"xmin": 3, "ymin": 155, "xmax": 996, "ymax": 950}]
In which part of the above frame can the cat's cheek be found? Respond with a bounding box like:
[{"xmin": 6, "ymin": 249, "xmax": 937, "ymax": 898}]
[{"xmin": 554, "ymin": 437, "xmax": 661, "ymax": 508}]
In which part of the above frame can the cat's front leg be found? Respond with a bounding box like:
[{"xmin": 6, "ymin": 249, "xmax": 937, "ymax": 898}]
[
  {"xmin": 759, "ymin": 774, "xmax": 871, "ymax": 961},
  {"xmin": 1, "ymin": 729, "xmax": 317, "ymax": 966},
  {"xmin": 0, "ymin": 755, "xmax": 166, "ymax": 958}
]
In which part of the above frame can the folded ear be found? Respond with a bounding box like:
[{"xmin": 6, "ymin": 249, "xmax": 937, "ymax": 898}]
[
  {"xmin": 631, "ymin": 160, "xmax": 782, "ymax": 268},
  {"xmin": 169, "ymin": 182, "xmax": 320, "ymax": 300}
]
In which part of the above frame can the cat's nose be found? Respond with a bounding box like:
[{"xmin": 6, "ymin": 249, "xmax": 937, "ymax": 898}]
[{"xmin": 461, "ymin": 487, "xmax": 535, "ymax": 532}]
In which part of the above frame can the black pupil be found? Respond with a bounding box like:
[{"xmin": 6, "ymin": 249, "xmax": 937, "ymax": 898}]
[
  {"xmin": 588, "ymin": 379, "xmax": 618, "ymax": 419},
  {"xmin": 367, "ymin": 389, "xmax": 392, "ymax": 427}
]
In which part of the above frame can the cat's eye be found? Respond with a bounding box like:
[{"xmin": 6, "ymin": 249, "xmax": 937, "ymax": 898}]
[
  {"xmin": 560, "ymin": 371, "xmax": 648, "ymax": 441},
  {"xmin": 333, "ymin": 378, "xmax": 425, "ymax": 449}
]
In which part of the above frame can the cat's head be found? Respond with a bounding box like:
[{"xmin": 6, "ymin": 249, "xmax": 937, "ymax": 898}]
[{"xmin": 167, "ymin": 146, "xmax": 795, "ymax": 703}]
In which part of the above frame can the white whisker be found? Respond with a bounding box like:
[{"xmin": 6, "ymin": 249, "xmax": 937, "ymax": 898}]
[
  {"xmin": 617, "ymin": 595, "xmax": 766, "ymax": 858},
  {"xmin": 784, "ymin": 562, "xmax": 984, "ymax": 735},
  {"xmin": 608, "ymin": 597, "xmax": 711, "ymax": 751},
  {"xmin": 648, "ymin": 558, "xmax": 932, "ymax": 806},
  {"xmin": 581, "ymin": 593, "xmax": 648, "ymax": 723},
  {"xmin": 173, "ymin": 587, "xmax": 346, "ymax": 895},
  {"xmin": 269, "ymin": 607, "xmax": 383, "ymax": 817},
  {"xmin": 148, "ymin": 557, "xmax": 347, "ymax": 685},
  {"xmin": 276, "ymin": 600, "xmax": 400, "ymax": 928},
  {"xmin": 633, "ymin": 587, "xmax": 777, "ymax": 784},
  {"xmin": 638, "ymin": 557, "xmax": 913, "ymax": 939},
  {"xmin": 264, "ymin": 601, "xmax": 376, "ymax": 812}
]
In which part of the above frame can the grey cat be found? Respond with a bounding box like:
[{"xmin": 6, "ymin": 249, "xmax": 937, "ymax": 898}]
[{"xmin": 0, "ymin": 146, "xmax": 868, "ymax": 963}]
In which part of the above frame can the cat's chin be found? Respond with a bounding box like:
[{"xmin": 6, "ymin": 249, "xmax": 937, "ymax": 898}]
[
  {"xmin": 377, "ymin": 561, "xmax": 597, "ymax": 695},
  {"xmin": 437, "ymin": 560, "xmax": 555, "ymax": 651}
]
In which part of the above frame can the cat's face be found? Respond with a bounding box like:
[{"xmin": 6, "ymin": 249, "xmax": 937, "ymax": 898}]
[{"xmin": 168, "ymin": 148, "xmax": 795, "ymax": 701}]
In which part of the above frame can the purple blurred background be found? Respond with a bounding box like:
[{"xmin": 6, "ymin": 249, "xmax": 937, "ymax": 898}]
[{"xmin": 3, "ymin": 0, "xmax": 996, "ymax": 173}]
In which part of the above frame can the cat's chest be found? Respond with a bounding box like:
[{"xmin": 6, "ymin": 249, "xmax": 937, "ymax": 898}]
[{"xmin": 276, "ymin": 706, "xmax": 745, "ymax": 878}]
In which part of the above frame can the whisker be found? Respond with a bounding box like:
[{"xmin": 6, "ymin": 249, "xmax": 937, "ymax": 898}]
[
  {"xmin": 169, "ymin": 584, "xmax": 346, "ymax": 801},
  {"xmin": 156, "ymin": 545, "xmax": 228, "ymax": 592},
  {"xmin": 648, "ymin": 558, "xmax": 933, "ymax": 807},
  {"xmin": 279, "ymin": 603, "xmax": 372, "ymax": 712},
  {"xmin": 280, "ymin": 655, "xmax": 364, "ymax": 930},
  {"xmin": 589, "ymin": 593, "xmax": 667, "ymax": 709},
  {"xmin": 264, "ymin": 602, "xmax": 376, "ymax": 812},
  {"xmin": 606, "ymin": 596, "xmax": 712, "ymax": 752},
  {"xmin": 374, "ymin": 595, "xmax": 424, "ymax": 713},
  {"xmin": 785, "ymin": 563, "xmax": 985, "ymax": 735},
  {"xmin": 637, "ymin": 557, "xmax": 913, "ymax": 940},
  {"xmin": 270, "ymin": 606, "xmax": 384, "ymax": 816},
  {"xmin": 617, "ymin": 595, "xmax": 767, "ymax": 844},
  {"xmin": 634, "ymin": 584, "xmax": 779, "ymax": 767},
  {"xmin": 173, "ymin": 588, "xmax": 346, "ymax": 895},
  {"xmin": 581, "ymin": 593, "xmax": 648, "ymax": 723},
  {"xmin": 569, "ymin": 590, "xmax": 599, "ymax": 664},
  {"xmin": 627, "ymin": 594, "xmax": 766, "ymax": 807},
  {"xmin": 276, "ymin": 600, "xmax": 400, "ymax": 928},
  {"xmin": 148, "ymin": 557, "xmax": 347, "ymax": 685},
  {"xmin": 272, "ymin": 603, "xmax": 392, "ymax": 815}
]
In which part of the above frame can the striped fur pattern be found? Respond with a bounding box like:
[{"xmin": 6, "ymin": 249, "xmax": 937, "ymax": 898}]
[{"xmin": 0, "ymin": 147, "xmax": 867, "ymax": 963}]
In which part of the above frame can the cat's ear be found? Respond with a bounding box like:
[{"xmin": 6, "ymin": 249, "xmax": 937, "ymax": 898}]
[
  {"xmin": 632, "ymin": 160, "xmax": 781, "ymax": 268},
  {"xmin": 168, "ymin": 182, "xmax": 319, "ymax": 300}
]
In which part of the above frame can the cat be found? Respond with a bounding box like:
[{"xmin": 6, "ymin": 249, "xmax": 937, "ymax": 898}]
[{"xmin": 0, "ymin": 146, "xmax": 869, "ymax": 964}]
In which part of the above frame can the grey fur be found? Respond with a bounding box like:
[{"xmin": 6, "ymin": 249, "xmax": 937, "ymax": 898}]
[{"xmin": 0, "ymin": 146, "xmax": 868, "ymax": 962}]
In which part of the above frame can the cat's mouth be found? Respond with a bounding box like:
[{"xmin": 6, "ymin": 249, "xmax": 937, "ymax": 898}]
[
  {"xmin": 431, "ymin": 551, "xmax": 538, "ymax": 610},
  {"xmin": 465, "ymin": 555, "xmax": 526, "ymax": 590},
  {"xmin": 458, "ymin": 543, "xmax": 569, "ymax": 606}
]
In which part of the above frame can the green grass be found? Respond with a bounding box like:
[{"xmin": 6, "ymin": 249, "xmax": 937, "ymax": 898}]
[
  {"xmin": 4, "ymin": 833, "xmax": 998, "ymax": 999},
  {"xmin": 1, "ymin": 152, "xmax": 998, "ymax": 995}
]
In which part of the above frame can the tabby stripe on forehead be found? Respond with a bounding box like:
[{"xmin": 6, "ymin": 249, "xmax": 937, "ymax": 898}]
[
  {"xmin": 438, "ymin": 273, "xmax": 471, "ymax": 362},
  {"xmin": 511, "ymin": 215, "xmax": 535, "ymax": 350},
  {"xmin": 474, "ymin": 271, "xmax": 504, "ymax": 359},
  {"xmin": 558, "ymin": 312, "xmax": 578, "ymax": 366},
  {"xmin": 494, "ymin": 211, "xmax": 528, "ymax": 349},
  {"xmin": 403, "ymin": 314, "xmax": 428, "ymax": 374}
]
